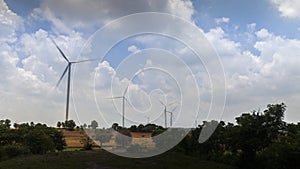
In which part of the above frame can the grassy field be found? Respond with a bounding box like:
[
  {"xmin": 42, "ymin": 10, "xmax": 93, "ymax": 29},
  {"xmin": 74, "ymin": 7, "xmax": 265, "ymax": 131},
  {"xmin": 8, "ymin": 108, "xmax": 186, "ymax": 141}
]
[{"xmin": 0, "ymin": 150, "xmax": 236, "ymax": 169}]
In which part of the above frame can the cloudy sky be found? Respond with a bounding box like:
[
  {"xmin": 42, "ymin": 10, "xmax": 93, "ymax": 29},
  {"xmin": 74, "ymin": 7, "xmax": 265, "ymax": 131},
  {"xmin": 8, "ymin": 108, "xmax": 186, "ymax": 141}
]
[{"xmin": 1, "ymin": 0, "xmax": 300, "ymax": 127}]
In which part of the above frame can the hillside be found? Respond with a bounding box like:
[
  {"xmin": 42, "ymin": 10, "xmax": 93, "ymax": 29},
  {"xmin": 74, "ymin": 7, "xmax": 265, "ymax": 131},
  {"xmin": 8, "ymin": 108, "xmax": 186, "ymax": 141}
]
[
  {"xmin": 63, "ymin": 130, "xmax": 86, "ymax": 147},
  {"xmin": 63, "ymin": 130, "xmax": 155, "ymax": 148}
]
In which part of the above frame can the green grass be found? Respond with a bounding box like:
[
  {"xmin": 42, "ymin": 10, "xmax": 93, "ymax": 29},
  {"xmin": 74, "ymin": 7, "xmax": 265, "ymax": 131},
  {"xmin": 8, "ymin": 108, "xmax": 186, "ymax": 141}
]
[
  {"xmin": 0, "ymin": 150, "xmax": 236, "ymax": 169},
  {"xmin": 62, "ymin": 147, "xmax": 83, "ymax": 152}
]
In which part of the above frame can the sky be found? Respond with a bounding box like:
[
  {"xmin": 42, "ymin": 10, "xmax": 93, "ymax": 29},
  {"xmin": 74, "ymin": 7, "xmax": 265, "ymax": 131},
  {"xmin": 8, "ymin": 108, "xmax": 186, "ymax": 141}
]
[{"xmin": 0, "ymin": 0, "xmax": 300, "ymax": 127}]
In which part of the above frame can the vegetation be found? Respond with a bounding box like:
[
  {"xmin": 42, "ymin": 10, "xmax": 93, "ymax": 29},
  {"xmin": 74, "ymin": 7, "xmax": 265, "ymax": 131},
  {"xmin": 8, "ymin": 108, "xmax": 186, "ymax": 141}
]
[
  {"xmin": 176, "ymin": 103, "xmax": 300, "ymax": 169},
  {"xmin": 65, "ymin": 120, "xmax": 76, "ymax": 131},
  {"xmin": 0, "ymin": 103, "xmax": 299, "ymax": 169},
  {"xmin": 0, "ymin": 150, "xmax": 236, "ymax": 169},
  {"xmin": 90, "ymin": 120, "xmax": 98, "ymax": 129},
  {"xmin": 129, "ymin": 123, "xmax": 162, "ymax": 133},
  {"xmin": 0, "ymin": 121, "xmax": 66, "ymax": 161},
  {"xmin": 94, "ymin": 128, "xmax": 113, "ymax": 147},
  {"xmin": 81, "ymin": 135, "xmax": 93, "ymax": 151}
]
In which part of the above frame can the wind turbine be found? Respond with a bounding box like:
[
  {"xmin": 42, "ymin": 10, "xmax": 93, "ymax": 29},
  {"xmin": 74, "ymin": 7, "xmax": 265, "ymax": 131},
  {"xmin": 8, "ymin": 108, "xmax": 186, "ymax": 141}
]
[
  {"xmin": 159, "ymin": 100, "xmax": 177, "ymax": 128},
  {"xmin": 167, "ymin": 106, "xmax": 177, "ymax": 127},
  {"xmin": 145, "ymin": 115, "xmax": 150, "ymax": 124},
  {"xmin": 107, "ymin": 86, "xmax": 129, "ymax": 128},
  {"xmin": 51, "ymin": 38, "xmax": 98, "ymax": 121}
]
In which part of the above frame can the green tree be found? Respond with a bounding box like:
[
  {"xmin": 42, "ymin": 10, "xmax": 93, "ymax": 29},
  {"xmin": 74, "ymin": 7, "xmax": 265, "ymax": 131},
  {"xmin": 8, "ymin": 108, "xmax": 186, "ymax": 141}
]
[
  {"xmin": 0, "ymin": 126, "xmax": 15, "ymax": 146},
  {"xmin": 129, "ymin": 125, "xmax": 137, "ymax": 132},
  {"xmin": 90, "ymin": 120, "xmax": 98, "ymax": 129},
  {"xmin": 13, "ymin": 123, "xmax": 19, "ymax": 129},
  {"xmin": 57, "ymin": 121, "xmax": 62, "ymax": 128},
  {"xmin": 232, "ymin": 103, "xmax": 287, "ymax": 168},
  {"xmin": 263, "ymin": 103, "xmax": 286, "ymax": 141},
  {"xmin": 24, "ymin": 129, "xmax": 55, "ymax": 154},
  {"xmin": 45, "ymin": 128, "xmax": 66, "ymax": 151},
  {"xmin": 143, "ymin": 124, "xmax": 158, "ymax": 132},
  {"xmin": 95, "ymin": 128, "xmax": 113, "ymax": 147},
  {"xmin": 112, "ymin": 123, "xmax": 120, "ymax": 131},
  {"xmin": 80, "ymin": 129, "xmax": 94, "ymax": 150},
  {"xmin": 0, "ymin": 119, "xmax": 11, "ymax": 128},
  {"xmin": 65, "ymin": 120, "xmax": 76, "ymax": 131},
  {"xmin": 137, "ymin": 124, "xmax": 145, "ymax": 132},
  {"xmin": 61, "ymin": 122, "xmax": 65, "ymax": 128}
]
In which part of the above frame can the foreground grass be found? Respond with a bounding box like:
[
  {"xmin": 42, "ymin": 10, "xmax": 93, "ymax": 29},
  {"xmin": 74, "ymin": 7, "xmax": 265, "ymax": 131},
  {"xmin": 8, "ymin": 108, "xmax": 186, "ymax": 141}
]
[{"xmin": 0, "ymin": 150, "xmax": 236, "ymax": 169}]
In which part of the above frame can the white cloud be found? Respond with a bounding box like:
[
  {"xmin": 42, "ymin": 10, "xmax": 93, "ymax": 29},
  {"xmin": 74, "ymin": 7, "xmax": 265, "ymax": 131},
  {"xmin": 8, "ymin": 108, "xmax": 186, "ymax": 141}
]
[
  {"xmin": 205, "ymin": 26, "xmax": 300, "ymax": 122},
  {"xmin": 214, "ymin": 17, "xmax": 230, "ymax": 24},
  {"xmin": 255, "ymin": 29, "xmax": 300, "ymax": 78},
  {"xmin": 166, "ymin": 0, "xmax": 194, "ymax": 21},
  {"xmin": 271, "ymin": 0, "xmax": 300, "ymax": 19},
  {"xmin": 0, "ymin": 0, "xmax": 23, "ymax": 42},
  {"xmin": 247, "ymin": 23, "xmax": 256, "ymax": 31},
  {"xmin": 0, "ymin": 37, "xmax": 58, "ymax": 124},
  {"xmin": 0, "ymin": 0, "xmax": 198, "ymax": 126},
  {"xmin": 128, "ymin": 45, "xmax": 141, "ymax": 53},
  {"xmin": 31, "ymin": 0, "xmax": 195, "ymax": 34},
  {"xmin": 0, "ymin": 0, "xmax": 88, "ymax": 124},
  {"xmin": 255, "ymin": 28, "xmax": 273, "ymax": 39}
]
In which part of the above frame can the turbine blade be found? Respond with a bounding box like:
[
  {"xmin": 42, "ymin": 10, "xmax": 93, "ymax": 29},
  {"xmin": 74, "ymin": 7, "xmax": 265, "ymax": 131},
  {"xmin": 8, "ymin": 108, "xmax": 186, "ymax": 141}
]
[
  {"xmin": 123, "ymin": 85, "xmax": 129, "ymax": 96},
  {"xmin": 72, "ymin": 58, "xmax": 100, "ymax": 63},
  {"xmin": 56, "ymin": 65, "xmax": 69, "ymax": 88},
  {"xmin": 105, "ymin": 96, "xmax": 123, "ymax": 99},
  {"xmin": 50, "ymin": 38, "xmax": 70, "ymax": 63},
  {"xmin": 170, "ymin": 106, "xmax": 177, "ymax": 112},
  {"xmin": 159, "ymin": 100, "xmax": 165, "ymax": 106},
  {"xmin": 123, "ymin": 97, "xmax": 134, "ymax": 108},
  {"xmin": 168, "ymin": 101, "xmax": 177, "ymax": 106}
]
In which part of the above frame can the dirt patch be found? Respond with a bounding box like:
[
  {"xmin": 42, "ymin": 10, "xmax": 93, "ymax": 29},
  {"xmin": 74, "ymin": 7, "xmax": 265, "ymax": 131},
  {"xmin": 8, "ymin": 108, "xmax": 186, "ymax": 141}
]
[{"xmin": 63, "ymin": 130, "xmax": 85, "ymax": 147}]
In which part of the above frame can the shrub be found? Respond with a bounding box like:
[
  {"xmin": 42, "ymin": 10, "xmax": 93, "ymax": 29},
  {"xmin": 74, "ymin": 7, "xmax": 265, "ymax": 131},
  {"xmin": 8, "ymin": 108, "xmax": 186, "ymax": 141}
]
[
  {"xmin": 24, "ymin": 129, "xmax": 55, "ymax": 154},
  {"xmin": 0, "ymin": 145, "xmax": 30, "ymax": 160}
]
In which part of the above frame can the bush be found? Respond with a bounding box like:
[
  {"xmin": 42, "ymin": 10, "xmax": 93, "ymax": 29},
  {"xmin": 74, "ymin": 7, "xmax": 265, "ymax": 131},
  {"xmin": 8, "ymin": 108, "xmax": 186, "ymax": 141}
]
[
  {"xmin": 0, "ymin": 145, "xmax": 30, "ymax": 160},
  {"xmin": 25, "ymin": 129, "xmax": 55, "ymax": 154},
  {"xmin": 258, "ymin": 142, "xmax": 300, "ymax": 169},
  {"xmin": 82, "ymin": 137, "xmax": 93, "ymax": 150}
]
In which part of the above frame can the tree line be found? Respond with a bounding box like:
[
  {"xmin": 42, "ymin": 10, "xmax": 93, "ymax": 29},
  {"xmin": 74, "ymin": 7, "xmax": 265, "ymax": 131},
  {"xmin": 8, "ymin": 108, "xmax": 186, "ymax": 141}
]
[
  {"xmin": 0, "ymin": 120, "xmax": 66, "ymax": 161},
  {"xmin": 176, "ymin": 103, "xmax": 300, "ymax": 169}
]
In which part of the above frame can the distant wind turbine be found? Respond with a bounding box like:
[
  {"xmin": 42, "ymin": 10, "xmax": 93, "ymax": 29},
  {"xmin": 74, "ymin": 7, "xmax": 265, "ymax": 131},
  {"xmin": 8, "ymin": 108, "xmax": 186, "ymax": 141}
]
[
  {"xmin": 167, "ymin": 106, "xmax": 177, "ymax": 127},
  {"xmin": 145, "ymin": 115, "xmax": 150, "ymax": 124},
  {"xmin": 159, "ymin": 100, "xmax": 177, "ymax": 128},
  {"xmin": 51, "ymin": 38, "xmax": 98, "ymax": 121},
  {"xmin": 106, "ymin": 86, "xmax": 129, "ymax": 128}
]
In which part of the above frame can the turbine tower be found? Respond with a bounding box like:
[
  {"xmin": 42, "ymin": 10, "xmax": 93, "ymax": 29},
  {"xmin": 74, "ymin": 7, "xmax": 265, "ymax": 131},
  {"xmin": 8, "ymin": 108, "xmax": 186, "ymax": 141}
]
[
  {"xmin": 107, "ymin": 86, "xmax": 129, "ymax": 128},
  {"xmin": 167, "ymin": 106, "xmax": 177, "ymax": 127},
  {"xmin": 145, "ymin": 115, "xmax": 150, "ymax": 124},
  {"xmin": 159, "ymin": 100, "xmax": 176, "ymax": 128}
]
